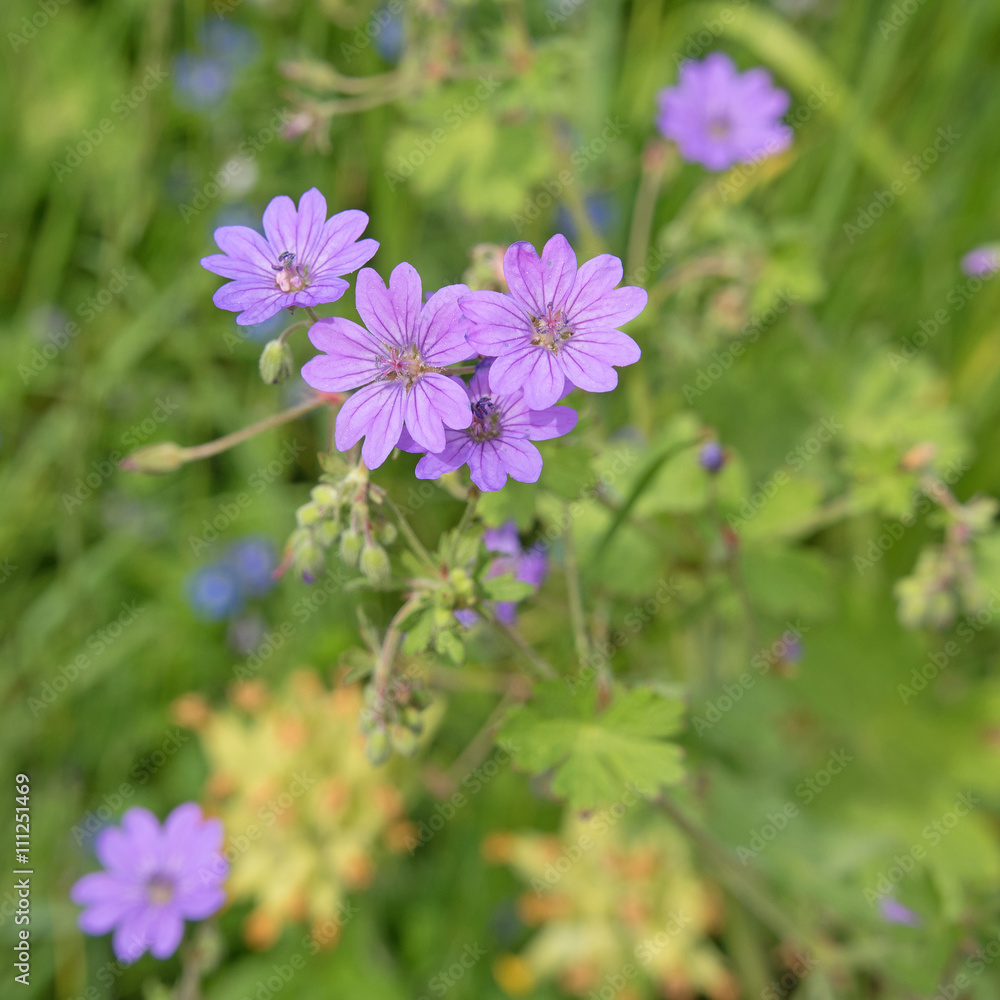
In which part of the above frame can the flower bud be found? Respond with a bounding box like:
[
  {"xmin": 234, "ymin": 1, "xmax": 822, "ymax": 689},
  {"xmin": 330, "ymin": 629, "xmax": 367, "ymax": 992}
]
[
  {"xmin": 259, "ymin": 339, "xmax": 295, "ymax": 384},
  {"xmin": 296, "ymin": 502, "xmax": 324, "ymax": 527},
  {"xmin": 311, "ymin": 484, "xmax": 339, "ymax": 509},
  {"xmin": 376, "ymin": 521, "xmax": 398, "ymax": 545},
  {"xmin": 294, "ymin": 540, "xmax": 326, "ymax": 583},
  {"xmin": 119, "ymin": 442, "xmax": 188, "ymax": 474},
  {"xmin": 314, "ymin": 519, "xmax": 341, "ymax": 547},
  {"xmin": 360, "ymin": 542, "xmax": 391, "ymax": 587},
  {"xmin": 365, "ymin": 728, "xmax": 391, "ymax": 765},
  {"xmin": 339, "ymin": 530, "xmax": 363, "ymax": 567},
  {"xmin": 389, "ymin": 724, "xmax": 419, "ymax": 757}
]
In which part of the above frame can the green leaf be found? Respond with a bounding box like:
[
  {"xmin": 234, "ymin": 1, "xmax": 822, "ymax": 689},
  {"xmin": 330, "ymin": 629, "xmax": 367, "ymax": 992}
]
[
  {"xmin": 402, "ymin": 610, "xmax": 436, "ymax": 656},
  {"xmin": 499, "ymin": 683, "xmax": 686, "ymax": 809},
  {"xmin": 480, "ymin": 572, "xmax": 536, "ymax": 603},
  {"xmin": 435, "ymin": 628, "xmax": 465, "ymax": 666}
]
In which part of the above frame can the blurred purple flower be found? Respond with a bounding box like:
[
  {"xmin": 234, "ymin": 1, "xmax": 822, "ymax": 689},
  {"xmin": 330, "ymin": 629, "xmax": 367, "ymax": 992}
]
[
  {"xmin": 878, "ymin": 896, "xmax": 922, "ymax": 927},
  {"xmin": 70, "ymin": 804, "xmax": 227, "ymax": 963},
  {"xmin": 173, "ymin": 52, "xmax": 232, "ymax": 109},
  {"xmin": 399, "ymin": 362, "xmax": 577, "ymax": 492},
  {"xmin": 699, "ymin": 440, "xmax": 725, "ymax": 473},
  {"xmin": 201, "ymin": 188, "xmax": 378, "ymax": 325},
  {"xmin": 302, "ymin": 263, "xmax": 474, "ymax": 468},
  {"xmin": 656, "ymin": 52, "xmax": 792, "ymax": 171},
  {"xmin": 372, "ymin": 6, "xmax": 406, "ymax": 63},
  {"xmin": 961, "ymin": 246, "xmax": 1000, "ymax": 277},
  {"xmin": 461, "ymin": 234, "xmax": 646, "ymax": 409},
  {"xmin": 485, "ymin": 520, "xmax": 549, "ymax": 624}
]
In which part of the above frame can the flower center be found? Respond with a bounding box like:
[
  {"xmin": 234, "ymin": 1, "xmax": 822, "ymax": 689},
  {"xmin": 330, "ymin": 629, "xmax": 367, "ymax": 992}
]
[
  {"xmin": 469, "ymin": 396, "xmax": 501, "ymax": 441},
  {"xmin": 530, "ymin": 302, "xmax": 572, "ymax": 351},
  {"xmin": 145, "ymin": 874, "xmax": 175, "ymax": 906},
  {"xmin": 271, "ymin": 251, "xmax": 307, "ymax": 293},
  {"xmin": 376, "ymin": 344, "xmax": 426, "ymax": 390},
  {"xmin": 707, "ymin": 115, "xmax": 733, "ymax": 140}
]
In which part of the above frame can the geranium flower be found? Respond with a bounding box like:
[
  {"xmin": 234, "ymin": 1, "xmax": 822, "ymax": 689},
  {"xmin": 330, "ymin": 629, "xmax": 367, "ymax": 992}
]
[
  {"xmin": 301, "ymin": 263, "xmax": 474, "ymax": 469},
  {"xmin": 70, "ymin": 804, "xmax": 227, "ymax": 963},
  {"xmin": 399, "ymin": 362, "xmax": 577, "ymax": 492},
  {"xmin": 656, "ymin": 52, "xmax": 792, "ymax": 171},
  {"xmin": 460, "ymin": 235, "xmax": 645, "ymax": 409},
  {"xmin": 201, "ymin": 188, "xmax": 377, "ymax": 325}
]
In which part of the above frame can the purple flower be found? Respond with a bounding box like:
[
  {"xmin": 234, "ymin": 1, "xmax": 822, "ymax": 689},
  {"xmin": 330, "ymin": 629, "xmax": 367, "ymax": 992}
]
[
  {"xmin": 485, "ymin": 522, "xmax": 549, "ymax": 624},
  {"xmin": 70, "ymin": 804, "xmax": 227, "ymax": 963},
  {"xmin": 301, "ymin": 263, "xmax": 474, "ymax": 468},
  {"xmin": 699, "ymin": 440, "xmax": 725, "ymax": 473},
  {"xmin": 878, "ymin": 896, "xmax": 922, "ymax": 927},
  {"xmin": 460, "ymin": 235, "xmax": 646, "ymax": 409},
  {"xmin": 656, "ymin": 53, "xmax": 792, "ymax": 171},
  {"xmin": 201, "ymin": 188, "xmax": 378, "ymax": 325},
  {"xmin": 961, "ymin": 246, "xmax": 1000, "ymax": 277},
  {"xmin": 399, "ymin": 363, "xmax": 577, "ymax": 492}
]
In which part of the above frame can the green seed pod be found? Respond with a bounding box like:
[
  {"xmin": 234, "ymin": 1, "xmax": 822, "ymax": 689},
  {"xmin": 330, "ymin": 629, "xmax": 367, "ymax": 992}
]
[
  {"xmin": 296, "ymin": 502, "xmax": 324, "ymax": 527},
  {"xmin": 389, "ymin": 724, "xmax": 419, "ymax": 757},
  {"xmin": 258, "ymin": 339, "xmax": 295, "ymax": 385},
  {"xmin": 339, "ymin": 530, "xmax": 363, "ymax": 567},
  {"xmin": 310, "ymin": 483, "xmax": 340, "ymax": 509},
  {"xmin": 376, "ymin": 520, "xmax": 398, "ymax": 545},
  {"xmin": 314, "ymin": 519, "xmax": 341, "ymax": 548},
  {"xmin": 365, "ymin": 728, "xmax": 392, "ymax": 765},
  {"xmin": 119, "ymin": 442, "xmax": 188, "ymax": 474},
  {"xmin": 360, "ymin": 542, "xmax": 391, "ymax": 587}
]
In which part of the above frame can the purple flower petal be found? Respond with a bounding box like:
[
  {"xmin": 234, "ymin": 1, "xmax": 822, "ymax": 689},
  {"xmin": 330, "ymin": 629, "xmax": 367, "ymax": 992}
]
[
  {"xmin": 355, "ymin": 263, "xmax": 422, "ymax": 350},
  {"xmin": 403, "ymin": 373, "xmax": 472, "ymax": 453},
  {"xmin": 490, "ymin": 345, "xmax": 565, "ymax": 409},
  {"xmin": 504, "ymin": 236, "xmax": 577, "ymax": 317},
  {"xmin": 335, "ymin": 381, "xmax": 406, "ymax": 468},
  {"xmin": 303, "ymin": 318, "xmax": 383, "ymax": 391}
]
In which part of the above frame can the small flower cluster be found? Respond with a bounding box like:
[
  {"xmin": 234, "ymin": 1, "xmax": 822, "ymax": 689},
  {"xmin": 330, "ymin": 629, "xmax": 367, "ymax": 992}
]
[
  {"xmin": 179, "ymin": 671, "xmax": 420, "ymax": 950},
  {"xmin": 484, "ymin": 814, "xmax": 736, "ymax": 1000},
  {"xmin": 202, "ymin": 193, "xmax": 646, "ymax": 491},
  {"xmin": 283, "ymin": 454, "xmax": 396, "ymax": 585}
]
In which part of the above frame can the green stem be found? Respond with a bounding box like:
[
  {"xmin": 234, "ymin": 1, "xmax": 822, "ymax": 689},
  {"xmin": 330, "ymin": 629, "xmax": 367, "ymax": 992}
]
[
  {"xmin": 183, "ymin": 396, "xmax": 330, "ymax": 462},
  {"xmin": 305, "ymin": 306, "xmax": 322, "ymax": 324},
  {"xmin": 564, "ymin": 513, "xmax": 590, "ymax": 669},
  {"xmin": 491, "ymin": 616, "xmax": 556, "ymax": 680},
  {"xmin": 385, "ymin": 496, "xmax": 438, "ymax": 570},
  {"xmin": 373, "ymin": 597, "xmax": 421, "ymax": 702},
  {"xmin": 448, "ymin": 490, "xmax": 480, "ymax": 563},
  {"xmin": 625, "ymin": 140, "xmax": 671, "ymax": 280},
  {"xmin": 277, "ymin": 319, "xmax": 310, "ymax": 347}
]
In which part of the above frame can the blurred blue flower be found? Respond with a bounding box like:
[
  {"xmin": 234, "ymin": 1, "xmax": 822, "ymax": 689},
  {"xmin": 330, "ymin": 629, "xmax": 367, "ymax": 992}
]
[
  {"xmin": 699, "ymin": 440, "xmax": 725, "ymax": 473},
  {"xmin": 227, "ymin": 535, "xmax": 277, "ymax": 596},
  {"xmin": 201, "ymin": 20, "xmax": 259, "ymax": 69},
  {"xmin": 554, "ymin": 193, "xmax": 617, "ymax": 243},
  {"xmin": 187, "ymin": 562, "xmax": 244, "ymax": 620},
  {"xmin": 173, "ymin": 52, "xmax": 232, "ymax": 110},
  {"xmin": 372, "ymin": 6, "xmax": 406, "ymax": 64}
]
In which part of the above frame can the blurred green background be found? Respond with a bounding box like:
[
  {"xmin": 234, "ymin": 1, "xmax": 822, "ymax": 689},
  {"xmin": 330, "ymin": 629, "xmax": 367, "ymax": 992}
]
[{"xmin": 6, "ymin": 0, "xmax": 1000, "ymax": 997}]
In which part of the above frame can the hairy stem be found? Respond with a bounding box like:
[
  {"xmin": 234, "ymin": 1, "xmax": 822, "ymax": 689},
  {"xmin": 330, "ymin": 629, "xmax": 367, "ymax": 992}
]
[{"xmin": 183, "ymin": 396, "xmax": 331, "ymax": 462}]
